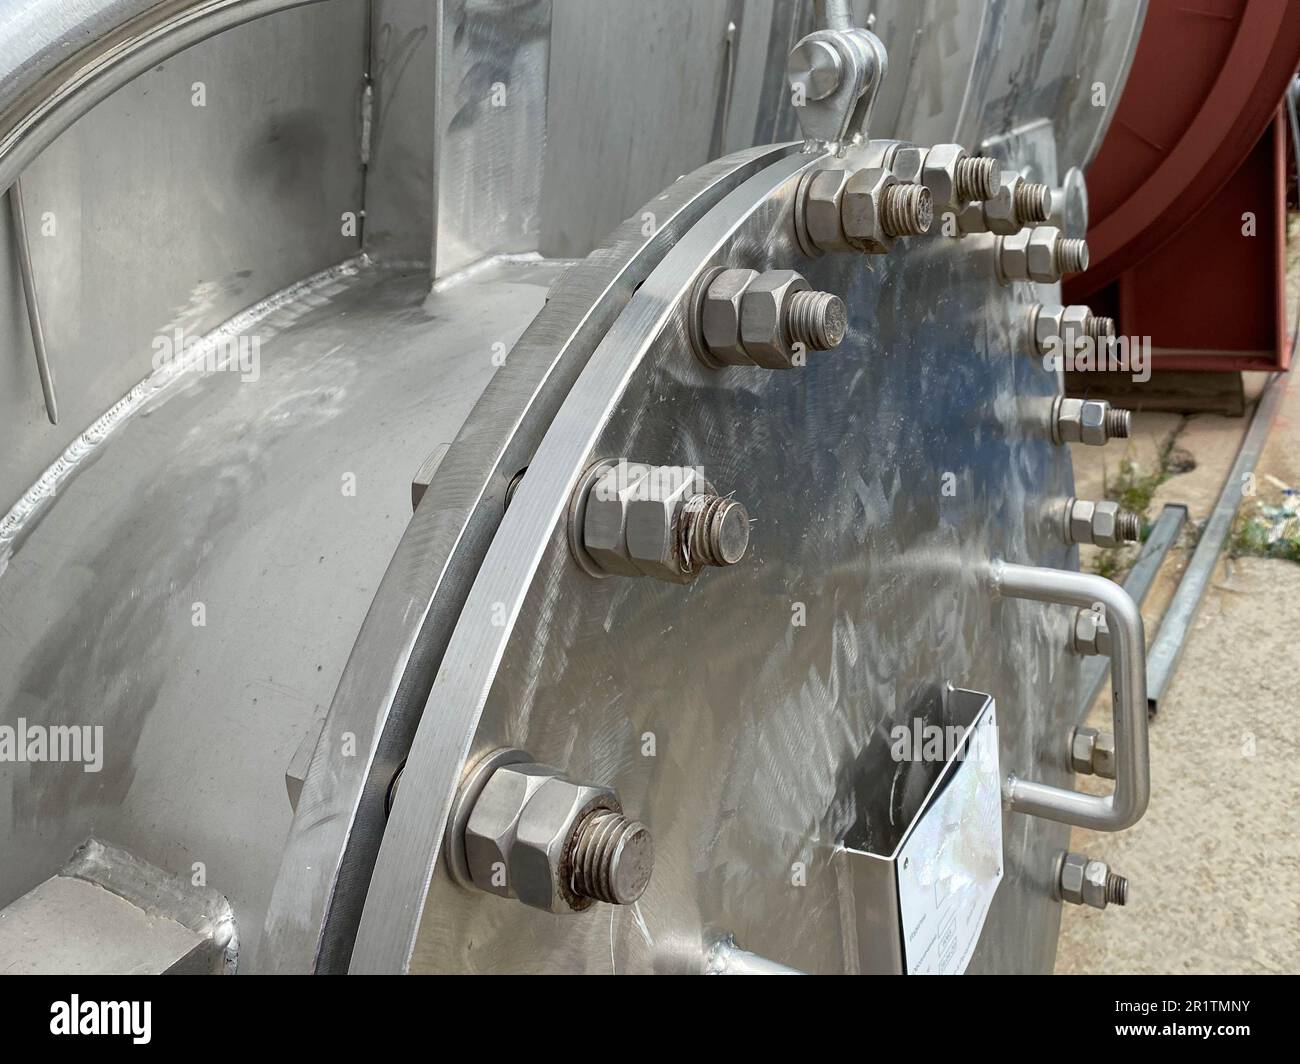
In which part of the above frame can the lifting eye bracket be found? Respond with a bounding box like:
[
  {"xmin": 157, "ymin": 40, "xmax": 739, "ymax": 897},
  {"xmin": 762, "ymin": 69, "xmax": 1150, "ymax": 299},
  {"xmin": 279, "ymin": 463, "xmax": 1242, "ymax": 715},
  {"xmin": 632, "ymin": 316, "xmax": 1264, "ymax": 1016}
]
[{"xmin": 786, "ymin": 25, "xmax": 889, "ymax": 154}]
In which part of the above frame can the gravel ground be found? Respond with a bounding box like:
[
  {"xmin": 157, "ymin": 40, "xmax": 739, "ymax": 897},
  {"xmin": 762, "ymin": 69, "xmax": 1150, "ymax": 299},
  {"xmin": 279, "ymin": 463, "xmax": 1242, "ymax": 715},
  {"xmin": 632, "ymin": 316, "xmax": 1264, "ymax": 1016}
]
[{"xmin": 1054, "ymin": 360, "xmax": 1300, "ymax": 973}]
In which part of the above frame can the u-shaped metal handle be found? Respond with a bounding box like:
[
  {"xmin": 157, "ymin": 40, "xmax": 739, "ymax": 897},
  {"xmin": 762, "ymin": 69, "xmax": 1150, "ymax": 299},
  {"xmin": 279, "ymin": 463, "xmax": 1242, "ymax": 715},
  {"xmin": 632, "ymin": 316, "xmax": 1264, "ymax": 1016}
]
[{"xmin": 992, "ymin": 561, "xmax": 1150, "ymax": 832}]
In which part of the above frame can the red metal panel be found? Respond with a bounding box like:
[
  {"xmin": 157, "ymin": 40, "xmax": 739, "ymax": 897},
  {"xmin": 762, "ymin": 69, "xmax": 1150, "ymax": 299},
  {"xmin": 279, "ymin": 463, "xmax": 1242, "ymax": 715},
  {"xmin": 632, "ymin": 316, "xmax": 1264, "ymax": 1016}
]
[
  {"xmin": 1114, "ymin": 113, "xmax": 1287, "ymax": 372},
  {"xmin": 1065, "ymin": 0, "xmax": 1300, "ymax": 372}
]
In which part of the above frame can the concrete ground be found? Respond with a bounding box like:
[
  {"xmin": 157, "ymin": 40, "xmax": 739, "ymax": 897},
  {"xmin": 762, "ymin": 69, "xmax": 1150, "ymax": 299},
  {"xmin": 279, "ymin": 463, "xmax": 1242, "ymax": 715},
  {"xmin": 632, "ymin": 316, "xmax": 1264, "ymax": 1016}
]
[{"xmin": 1053, "ymin": 365, "xmax": 1300, "ymax": 973}]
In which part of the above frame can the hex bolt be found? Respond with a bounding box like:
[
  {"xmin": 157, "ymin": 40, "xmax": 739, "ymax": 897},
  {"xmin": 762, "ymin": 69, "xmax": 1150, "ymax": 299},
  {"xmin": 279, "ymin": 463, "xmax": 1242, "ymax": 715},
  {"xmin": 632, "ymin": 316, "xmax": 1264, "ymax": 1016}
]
[
  {"xmin": 1071, "ymin": 606, "xmax": 1112, "ymax": 656},
  {"xmin": 913, "ymin": 146, "xmax": 997, "ymax": 216},
  {"xmin": 458, "ymin": 756, "xmax": 655, "ymax": 913},
  {"xmin": 693, "ymin": 266, "xmax": 847, "ymax": 368},
  {"xmin": 574, "ymin": 460, "xmax": 751, "ymax": 583},
  {"xmin": 1030, "ymin": 304, "xmax": 1116, "ymax": 358},
  {"xmin": 1056, "ymin": 851, "xmax": 1128, "ymax": 910},
  {"xmin": 787, "ymin": 38, "xmax": 842, "ymax": 101},
  {"xmin": 962, "ymin": 172, "xmax": 1055, "ymax": 234},
  {"xmin": 954, "ymin": 155, "xmax": 999, "ymax": 202},
  {"xmin": 879, "ymin": 182, "xmax": 933, "ymax": 237},
  {"xmin": 802, "ymin": 166, "xmax": 932, "ymax": 254},
  {"xmin": 679, "ymin": 492, "xmax": 750, "ymax": 571},
  {"xmin": 569, "ymin": 809, "xmax": 654, "ymax": 905},
  {"xmin": 998, "ymin": 228, "xmax": 1092, "ymax": 284},
  {"xmin": 1063, "ymin": 497, "xmax": 1142, "ymax": 547},
  {"xmin": 1051, "ymin": 396, "xmax": 1133, "ymax": 447},
  {"xmin": 1070, "ymin": 726, "xmax": 1117, "ymax": 780}
]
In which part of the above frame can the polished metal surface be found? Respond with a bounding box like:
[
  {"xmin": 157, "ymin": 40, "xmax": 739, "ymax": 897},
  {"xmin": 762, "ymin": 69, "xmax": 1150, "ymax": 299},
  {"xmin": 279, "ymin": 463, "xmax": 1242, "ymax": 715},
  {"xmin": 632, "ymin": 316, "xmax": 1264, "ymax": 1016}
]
[
  {"xmin": 0, "ymin": 837, "xmax": 238, "ymax": 974},
  {"xmin": 0, "ymin": 0, "xmax": 1154, "ymax": 977},
  {"xmin": 706, "ymin": 936, "xmax": 806, "ymax": 975},
  {"xmin": 0, "ymin": 0, "xmax": 366, "ymax": 514},
  {"xmin": 261, "ymin": 144, "xmax": 797, "ymax": 974},
  {"xmin": 432, "ymin": 0, "xmax": 551, "ymax": 278},
  {"xmin": 873, "ymin": 0, "xmax": 989, "ymax": 149},
  {"xmin": 0, "ymin": 257, "xmax": 560, "ymax": 967},
  {"xmin": 356, "ymin": 143, "xmax": 1080, "ymax": 974},
  {"xmin": 540, "ymin": 0, "xmax": 739, "ymax": 260},
  {"xmin": 1053, "ymin": 0, "xmax": 1148, "ymax": 173},
  {"xmin": 0, "ymin": 0, "xmax": 334, "ymax": 196},
  {"xmin": 361, "ymin": 0, "xmax": 439, "ymax": 263},
  {"xmin": 958, "ymin": 0, "xmax": 1089, "ymax": 157}
]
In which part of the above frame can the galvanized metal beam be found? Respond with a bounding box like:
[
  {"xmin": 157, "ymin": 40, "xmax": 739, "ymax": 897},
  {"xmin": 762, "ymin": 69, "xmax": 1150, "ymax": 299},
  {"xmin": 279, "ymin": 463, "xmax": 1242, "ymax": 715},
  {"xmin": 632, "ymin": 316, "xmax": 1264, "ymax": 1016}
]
[{"xmin": 1146, "ymin": 373, "xmax": 1290, "ymax": 712}]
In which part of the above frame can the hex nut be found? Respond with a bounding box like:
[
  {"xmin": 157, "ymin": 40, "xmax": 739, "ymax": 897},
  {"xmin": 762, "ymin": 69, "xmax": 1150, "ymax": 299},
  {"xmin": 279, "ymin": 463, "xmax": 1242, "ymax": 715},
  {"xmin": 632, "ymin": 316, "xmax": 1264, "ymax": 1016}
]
[
  {"xmin": 1066, "ymin": 498, "xmax": 1134, "ymax": 547},
  {"xmin": 957, "ymin": 199, "xmax": 987, "ymax": 235},
  {"xmin": 998, "ymin": 229, "xmax": 1032, "ymax": 284},
  {"xmin": 1058, "ymin": 852, "xmax": 1087, "ymax": 906},
  {"xmin": 1061, "ymin": 305, "xmax": 1093, "ymax": 352},
  {"xmin": 624, "ymin": 466, "xmax": 712, "ymax": 583},
  {"xmin": 1058, "ymin": 852, "xmax": 1122, "ymax": 909},
  {"xmin": 1055, "ymin": 397, "xmax": 1110, "ymax": 446},
  {"xmin": 1067, "ymin": 498, "xmax": 1097, "ymax": 544},
  {"xmin": 584, "ymin": 463, "xmax": 654, "ymax": 577},
  {"xmin": 887, "ymin": 144, "xmax": 924, "ymax": 185},
  {"xmin": 1070, "ymin": 727, "xmax": 1116, "ymax": 779},
  {"xmin": 1034, "ymin": 304, "xmax": 1068, "ymax": 355},
  {"xmin": 841, "ymin": 167, "xmax": 898, "ymax": 254},
  {"xmin": 983, "ymin": 171, "xmax": 1024, "ymax": 235},
  {"xmin": 740, "ymin": 269, "xmax": 812, "ymax": 368},
  {"xmin": 464, "ymin": 763, "xmax": 560, "ymax": 897},
  {"xmin": 921, "ymin": 143, "xmax": 966, "ymax": 211},
  {"xmin": 1092, "ymin": 731, "xmax": 1117, "ymax": 779},
  {"xmin": 511, "ymin": 775, "xmax": 619, "ymax": 913},
  {"xmin": 1026, "ymin": 226, "xmax": 1064, "ymax": 283},
  {"xmin": 1082, "ymin": 859, "xmax": 1111, "ymax": 909},
  {"xmin": 801, "ymin": 168, "xmax": 854, "ymax": 253},
  {"xmin": 1072, "ymin": 608, "xmax": 1112, "ymax": 656},
  {"xmin": 1071, "ymin": 727, "xmax": 1097, "ymax": 774},
  {"xmin": 701, "ymin": 268, "xmax": 760, "ymax": 366},
  {"xmin": 1091, "ymin": 500, "xmax": 1124, "ymax": 548}
]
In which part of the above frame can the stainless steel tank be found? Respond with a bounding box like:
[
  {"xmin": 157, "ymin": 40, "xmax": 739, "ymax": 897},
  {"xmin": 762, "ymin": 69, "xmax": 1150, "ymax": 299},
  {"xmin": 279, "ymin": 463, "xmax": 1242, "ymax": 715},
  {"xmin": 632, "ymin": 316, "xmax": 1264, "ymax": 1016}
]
[{"xmin": 0, "ymin": 0, "xmax": 1151, "ymax": 974}]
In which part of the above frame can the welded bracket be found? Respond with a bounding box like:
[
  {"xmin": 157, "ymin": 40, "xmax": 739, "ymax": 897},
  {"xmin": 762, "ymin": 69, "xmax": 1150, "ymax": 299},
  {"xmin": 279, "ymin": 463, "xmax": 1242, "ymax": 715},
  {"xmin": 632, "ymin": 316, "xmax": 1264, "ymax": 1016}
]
[{"xmin": 786, "ymin": 23, "xmax": 888, "ymax": 153}]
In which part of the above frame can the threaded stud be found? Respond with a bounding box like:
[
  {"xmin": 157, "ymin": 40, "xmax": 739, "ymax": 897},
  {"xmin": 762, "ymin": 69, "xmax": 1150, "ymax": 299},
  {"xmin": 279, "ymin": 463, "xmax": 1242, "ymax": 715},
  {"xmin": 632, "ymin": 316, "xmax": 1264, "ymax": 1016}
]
[
  {"xmin": 1106, "ymin": 408, "xmax": 1132, "ymax": 439},
  {"xmin": 880, "ymin": 182, "xmax": 933, "ymax": 237},
  {"xmin": 570, "ymin": 810, "xmax": 654, "ymax": 905},
  {"xmin": 1106, "ymin": 872, "xmax": 1128, "ymax": 906},
  {"xmin": 955, "ymin": 155, "xmax": 999, "ymax": 202},
  {"xmin": 1087, "ymin": 315, "xmax": 1116, "ymax": 341},
  {"xmin": 786, "ymin": 289, "xmax": 848, "ymax": 350},
  {"xmin": 680, "ymin": 493, "xmax": 750, "ymax": 570},
  {"xmin": 1055, "ymin": 237, "xmax": 1090, "ymax": 275},
  {"xmin": 1117, "ymin": 510, "xmax": 1142, "ymax": 542},
  {"xmin": 1015, "ymin": 181, "xmax": 1052, "ymax": 224}
]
